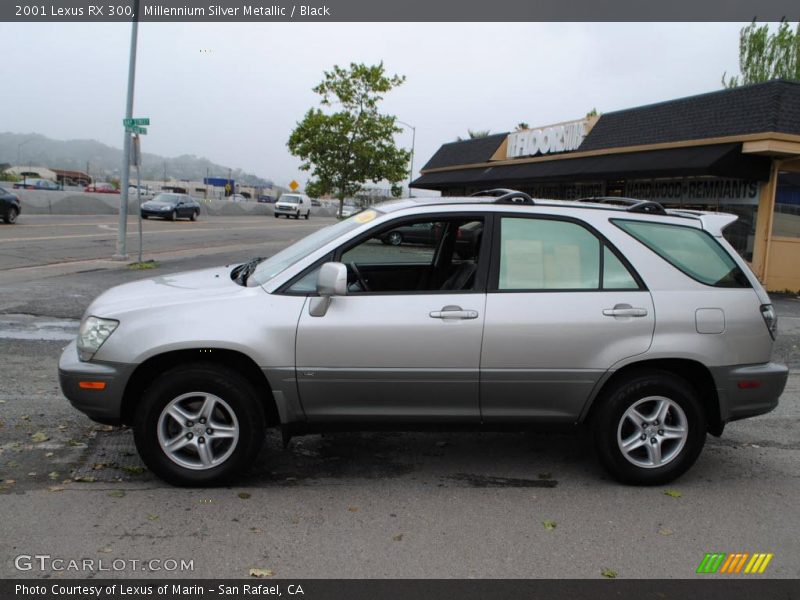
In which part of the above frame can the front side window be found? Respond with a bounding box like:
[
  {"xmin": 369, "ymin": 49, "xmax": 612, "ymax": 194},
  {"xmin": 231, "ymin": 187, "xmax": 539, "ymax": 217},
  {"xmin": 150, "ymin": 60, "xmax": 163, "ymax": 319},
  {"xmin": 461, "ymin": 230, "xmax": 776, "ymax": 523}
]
[
  {"xmin": 497, "ymin": 217, "xmax": 600, "ymax": 290},
  {"xmin": 286, "ymin": 216, "xmax": 486, "ymax": 294},
  {"xmin": 614, "ymin": 219, "xmax": 750, "ymax": 288}
]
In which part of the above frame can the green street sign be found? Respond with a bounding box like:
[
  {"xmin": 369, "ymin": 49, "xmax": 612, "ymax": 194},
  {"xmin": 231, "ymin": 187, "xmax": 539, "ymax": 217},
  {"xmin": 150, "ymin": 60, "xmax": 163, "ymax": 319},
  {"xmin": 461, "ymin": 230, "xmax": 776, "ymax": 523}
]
[
  {"xmin": 125, "ymin": 125, "xmax": 147, "ymax": 135},
  {"xmin": 123, "ymin": 117, "xmax": 150, "ymax": 127}
]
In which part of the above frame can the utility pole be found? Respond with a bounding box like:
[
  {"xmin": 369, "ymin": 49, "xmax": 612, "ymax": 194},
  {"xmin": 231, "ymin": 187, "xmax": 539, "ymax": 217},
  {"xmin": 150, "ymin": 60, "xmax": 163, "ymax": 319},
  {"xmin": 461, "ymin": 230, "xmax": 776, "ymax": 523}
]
[
  {"xmin": 397, "ymin": 120, "xmax": 416, "ymax": 198},
  {"xmin": 113, "ymin": 17, "xmax": 139, "ymax": 261}
]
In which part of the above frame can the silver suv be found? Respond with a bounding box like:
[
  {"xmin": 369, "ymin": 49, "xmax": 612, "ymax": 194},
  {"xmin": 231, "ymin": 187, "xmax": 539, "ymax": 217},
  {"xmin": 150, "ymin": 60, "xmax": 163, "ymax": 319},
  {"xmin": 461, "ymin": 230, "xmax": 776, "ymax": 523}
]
[{"xmin": 59, "ymin": 190, "xmax": 788, "ymax": 486}]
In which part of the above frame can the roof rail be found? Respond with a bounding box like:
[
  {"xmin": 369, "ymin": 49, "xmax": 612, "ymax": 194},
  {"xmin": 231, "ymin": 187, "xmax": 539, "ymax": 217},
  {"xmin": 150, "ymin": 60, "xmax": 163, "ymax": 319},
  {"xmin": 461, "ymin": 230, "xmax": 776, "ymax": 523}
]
[
  {"xmin": 471, "ymin": 188, "xmax": 535, "ymax": 205},
  {"xmin": 578, "ymin": 196, "xmax": 667, "ymax": 215}
]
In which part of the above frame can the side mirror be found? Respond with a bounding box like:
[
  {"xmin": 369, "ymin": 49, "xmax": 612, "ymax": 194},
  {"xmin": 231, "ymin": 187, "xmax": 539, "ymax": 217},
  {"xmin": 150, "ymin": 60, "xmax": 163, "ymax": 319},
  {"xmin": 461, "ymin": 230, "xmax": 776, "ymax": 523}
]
[{"xmin": 309, "ymin": 262, "xmax": 348, "ymax": 317}]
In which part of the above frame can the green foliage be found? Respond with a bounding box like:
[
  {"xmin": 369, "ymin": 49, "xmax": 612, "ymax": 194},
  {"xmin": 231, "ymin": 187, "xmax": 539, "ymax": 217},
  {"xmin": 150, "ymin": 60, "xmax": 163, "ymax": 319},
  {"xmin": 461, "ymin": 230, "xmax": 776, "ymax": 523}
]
[
  {"xmin": 288, "ymin": 62, "xmax": 410, "ymax": 211},
  {"xmin": 0, "ymin": 171, "xmax": 21, "ymax": 182},
  {"xmin": 723, "ymin": 20, "xmax": 800, "ymax": 87},
  {"xmin": 515, "ymin": 122, "xmax": 530, "ymax": 131},
  {"xmin": 586, "ymin": 107, "xmax": 599, "ymax": 118},
  {"xmin": 457, "ymin": 129, "xmax": 492, "ymax": 141}
]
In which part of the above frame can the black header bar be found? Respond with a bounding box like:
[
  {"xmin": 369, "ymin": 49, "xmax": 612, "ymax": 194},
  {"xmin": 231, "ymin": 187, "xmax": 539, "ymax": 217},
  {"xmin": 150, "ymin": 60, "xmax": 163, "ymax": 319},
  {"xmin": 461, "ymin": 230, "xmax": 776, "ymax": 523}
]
[{"xmin": 3, "ymin": 0, "xmax": 800, "ymax": 22}]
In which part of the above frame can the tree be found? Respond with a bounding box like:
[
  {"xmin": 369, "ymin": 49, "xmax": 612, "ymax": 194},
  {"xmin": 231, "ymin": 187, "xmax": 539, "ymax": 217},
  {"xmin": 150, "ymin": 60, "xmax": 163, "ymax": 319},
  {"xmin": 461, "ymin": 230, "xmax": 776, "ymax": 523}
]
[
  {"xmin": 722, "ymin": 19, "xmax": 800, "ymax": 87},
  {"xmin": 288, "ymin": 62, "xmax": 410, "ymax": 213},
  {"xmin": 515, "ymin": 122, "xmax": 530, "ymax": 131},
  {"xmin": 456, "ymin": 129, "xmax": 492, "ymax": 141}
]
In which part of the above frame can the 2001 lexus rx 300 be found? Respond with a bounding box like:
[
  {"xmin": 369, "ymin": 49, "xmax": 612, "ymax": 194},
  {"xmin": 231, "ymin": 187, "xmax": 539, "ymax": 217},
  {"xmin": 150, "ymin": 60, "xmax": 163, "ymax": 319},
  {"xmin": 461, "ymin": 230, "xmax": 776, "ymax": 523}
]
[{"xmin": 59, "ymin": 190, "xmax": 788, "ymax": 486}]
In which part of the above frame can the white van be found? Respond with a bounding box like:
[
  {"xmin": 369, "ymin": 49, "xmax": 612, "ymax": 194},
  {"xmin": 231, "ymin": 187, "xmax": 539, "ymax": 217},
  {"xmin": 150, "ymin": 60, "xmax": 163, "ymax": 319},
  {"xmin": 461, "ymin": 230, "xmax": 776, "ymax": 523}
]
[{"xmin": 274, "ymin": 193, "xmax": 311, "ymax": 219}]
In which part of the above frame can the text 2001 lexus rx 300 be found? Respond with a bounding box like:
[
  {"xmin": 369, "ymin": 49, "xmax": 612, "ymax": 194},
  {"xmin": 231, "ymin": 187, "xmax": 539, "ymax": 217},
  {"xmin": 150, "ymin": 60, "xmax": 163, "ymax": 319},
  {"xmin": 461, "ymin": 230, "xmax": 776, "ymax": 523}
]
[{"xmin": 59, "ymin": 190, "xmax": 788, "ymax": 486}]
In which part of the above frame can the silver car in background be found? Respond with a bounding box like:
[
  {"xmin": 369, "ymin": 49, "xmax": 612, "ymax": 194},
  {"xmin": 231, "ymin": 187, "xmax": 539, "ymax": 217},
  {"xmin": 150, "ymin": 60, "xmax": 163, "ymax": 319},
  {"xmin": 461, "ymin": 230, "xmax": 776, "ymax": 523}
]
[{"xmin": 59, "ymin": 190, "xmax": 788, "ymax": 486}]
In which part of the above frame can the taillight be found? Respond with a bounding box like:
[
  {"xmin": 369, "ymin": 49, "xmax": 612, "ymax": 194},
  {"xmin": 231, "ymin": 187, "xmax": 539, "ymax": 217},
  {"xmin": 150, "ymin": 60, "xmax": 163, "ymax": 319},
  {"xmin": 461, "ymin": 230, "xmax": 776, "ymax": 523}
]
[{"xmin": 760, "ymin": 304, "xmax": 777, "ymax": 339}]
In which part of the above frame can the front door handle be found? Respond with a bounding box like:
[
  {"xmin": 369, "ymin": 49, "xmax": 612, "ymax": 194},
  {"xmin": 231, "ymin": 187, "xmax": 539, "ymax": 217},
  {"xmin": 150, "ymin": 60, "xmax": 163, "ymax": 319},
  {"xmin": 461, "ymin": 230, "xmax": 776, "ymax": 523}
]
[
  {"xmin": 603, "ymin": 303, "xmax": 648, "ymax": 318},
  {"xmin": 429, "ymin": 305, "xmax": 479, "ymax": 320}
]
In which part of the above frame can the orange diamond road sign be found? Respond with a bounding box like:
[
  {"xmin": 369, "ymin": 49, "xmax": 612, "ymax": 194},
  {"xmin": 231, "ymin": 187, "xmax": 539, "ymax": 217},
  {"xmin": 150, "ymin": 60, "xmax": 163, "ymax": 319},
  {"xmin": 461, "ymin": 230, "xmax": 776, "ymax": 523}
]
[{"xmin": 289, "ymin": 180, "xmax": 299, "ymax": 191}]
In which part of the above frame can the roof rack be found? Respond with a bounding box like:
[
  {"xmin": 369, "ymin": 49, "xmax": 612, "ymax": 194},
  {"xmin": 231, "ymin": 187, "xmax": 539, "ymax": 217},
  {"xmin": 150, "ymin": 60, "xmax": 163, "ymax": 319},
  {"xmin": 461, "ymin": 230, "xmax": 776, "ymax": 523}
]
[
  {"xmin": 471, "ymin": 188, "xmax": 535, "ymax": 205},
  {"xmin": 578, "ymin": 196, "xmax": 667, "ymax": 215}
]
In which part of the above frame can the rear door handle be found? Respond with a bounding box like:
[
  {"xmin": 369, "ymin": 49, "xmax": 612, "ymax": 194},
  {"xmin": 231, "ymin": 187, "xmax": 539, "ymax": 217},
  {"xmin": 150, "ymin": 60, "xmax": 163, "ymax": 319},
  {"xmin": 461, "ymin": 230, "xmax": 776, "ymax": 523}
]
[
  {"xmin": 429, "ymin": 305, "xmax": 479, "ymax": 320},
  {"xmin": 603, "ymin": 303, "xmax": 648, "ymax": 318}
]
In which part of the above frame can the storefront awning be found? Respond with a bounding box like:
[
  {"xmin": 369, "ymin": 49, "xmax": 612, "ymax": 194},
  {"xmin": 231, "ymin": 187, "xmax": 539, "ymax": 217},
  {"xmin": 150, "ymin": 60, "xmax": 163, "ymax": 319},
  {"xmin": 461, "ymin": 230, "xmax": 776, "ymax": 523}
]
[{"xmin": 411, "ymin": 143, "xmax": 772, "ymax": 190}]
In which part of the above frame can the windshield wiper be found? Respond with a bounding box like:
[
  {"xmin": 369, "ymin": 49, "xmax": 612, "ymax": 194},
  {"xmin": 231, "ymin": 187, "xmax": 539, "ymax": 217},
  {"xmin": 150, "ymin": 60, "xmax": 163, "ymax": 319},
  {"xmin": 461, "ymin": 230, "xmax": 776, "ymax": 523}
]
[{"xmin": 231, "ymin": 257, "xmax": 266, "ymax": 285}]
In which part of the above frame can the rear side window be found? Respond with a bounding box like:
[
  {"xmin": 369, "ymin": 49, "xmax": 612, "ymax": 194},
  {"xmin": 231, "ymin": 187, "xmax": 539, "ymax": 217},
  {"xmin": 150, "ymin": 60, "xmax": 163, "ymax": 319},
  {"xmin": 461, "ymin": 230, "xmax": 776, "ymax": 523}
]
[
  {"xmin": 613, "ymin": 219, "xmax": 750, "ymax": 288},
  {"xmin": 498, "ymin": 218, "xmax": 600, "ymax": 290}
]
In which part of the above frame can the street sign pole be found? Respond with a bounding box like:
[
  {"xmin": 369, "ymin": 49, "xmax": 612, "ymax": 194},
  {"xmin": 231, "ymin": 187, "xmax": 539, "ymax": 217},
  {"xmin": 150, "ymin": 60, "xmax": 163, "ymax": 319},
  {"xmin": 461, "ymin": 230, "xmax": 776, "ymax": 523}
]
[
  {"xmin": 113, "ymin": 19, "xmax": 139, "ymax": 261},
  {"xmin": 131, "ymin": 134, "xmax": 143, "ymax": 264}
]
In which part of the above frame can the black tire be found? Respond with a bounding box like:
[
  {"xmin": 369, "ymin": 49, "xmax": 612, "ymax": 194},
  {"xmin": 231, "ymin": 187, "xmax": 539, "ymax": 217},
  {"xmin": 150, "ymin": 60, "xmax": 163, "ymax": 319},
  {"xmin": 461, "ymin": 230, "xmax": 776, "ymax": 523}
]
[
  {"xmin": 190, "ymin": 210, "xmax": 197, "ymax": 221},
  {"xmin": 133, "ymin": 363, "xmax": 266, "ymax": 486},
  {"xmin": 142, "ymin": 214, "xmax": 148, "ymax": 220},
  {"xmin": 387, "ymin": 231, "xmax": 403, "ymax": 246},
  {"xmin": 592, "ymin": 369, "xmax": 706, "ymax": 485},
  {"xmin": 274, "ymin": 214, "xmax": 279, "ymax": 218},
  {"xmin": 170, "ymin": 210, "xmax": 177, "ymax": 221},
  {"xmin": 4, "ymin": 208, "xmax": 19, "ymax": 224},
  {"xmin": 304, "ymin": 211, "xmax": 310, "ymax": 220}
]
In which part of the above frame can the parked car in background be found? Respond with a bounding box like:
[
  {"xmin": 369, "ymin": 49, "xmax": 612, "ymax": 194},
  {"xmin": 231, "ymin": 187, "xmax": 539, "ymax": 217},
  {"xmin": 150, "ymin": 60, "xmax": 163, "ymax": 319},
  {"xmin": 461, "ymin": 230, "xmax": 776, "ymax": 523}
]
[
  {"xmin": 379, "ymin": 220, "xmax": 483, "ymax": 258},
  {"xmin": 13, "ymin": 178, "xmax": 60, "ymax": 191},
  {"xmin": 311, "ymin": 198, "xmax": 322, "ymax": 207},
  {"xmin": 257, "ymin": 195, "xmax": 276, "ymax": 203},
  {"xmin": 129, "ymin": 185, "xmax": 154, "ymax": 198},
  {"xmin": 275, "ymin": 193, "xmax": 312, "ymax": 219},
  {"xmin": 85, "ymin": 182, "xmax": 119, "ymax": 194},
  {"xmin": 141, "ymin": 193, "xmax": 200, "ymax": 221},
  {"xmin": 0, "ymin": 186, "xmax": 21, "ymax": 224},
  {"xmin": 230, "ymin": 194, "xmax": 247, "ymax": 203},
  {"xmin": 338, "ymin": 201, "xmax": 360, "ymax": 218}
]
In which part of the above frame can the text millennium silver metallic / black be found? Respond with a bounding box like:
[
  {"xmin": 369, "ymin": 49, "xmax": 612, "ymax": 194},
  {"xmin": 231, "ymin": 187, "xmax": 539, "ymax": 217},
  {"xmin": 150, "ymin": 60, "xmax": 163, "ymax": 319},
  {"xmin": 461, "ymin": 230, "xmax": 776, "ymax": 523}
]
[{"xmin": 143, "ymin": 4, "xmax": 332, "ymax": 17}]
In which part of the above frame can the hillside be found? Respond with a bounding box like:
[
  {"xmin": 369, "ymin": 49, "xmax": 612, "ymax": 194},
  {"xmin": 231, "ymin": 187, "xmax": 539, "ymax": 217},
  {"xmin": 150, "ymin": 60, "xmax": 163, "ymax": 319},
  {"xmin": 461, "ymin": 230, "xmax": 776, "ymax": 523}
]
[{"xmin": 0, "ymin": 132, "xmax": 274, "ymax": 187}]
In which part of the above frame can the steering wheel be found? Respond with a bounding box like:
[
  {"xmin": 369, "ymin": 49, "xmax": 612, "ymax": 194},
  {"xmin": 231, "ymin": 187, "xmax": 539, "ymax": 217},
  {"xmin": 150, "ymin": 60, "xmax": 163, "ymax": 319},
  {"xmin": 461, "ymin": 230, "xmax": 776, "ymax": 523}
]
[{"xmin": 349, "ymin": 262, "xmax": 370, "ymax": 292}]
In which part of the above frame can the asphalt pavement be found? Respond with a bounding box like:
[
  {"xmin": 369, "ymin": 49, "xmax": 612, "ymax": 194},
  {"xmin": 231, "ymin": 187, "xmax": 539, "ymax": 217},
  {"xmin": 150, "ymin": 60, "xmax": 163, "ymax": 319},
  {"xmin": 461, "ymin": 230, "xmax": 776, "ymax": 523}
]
[{"xmin": 0, "ymin": 215, "xmax": 798, "ymax": 579}]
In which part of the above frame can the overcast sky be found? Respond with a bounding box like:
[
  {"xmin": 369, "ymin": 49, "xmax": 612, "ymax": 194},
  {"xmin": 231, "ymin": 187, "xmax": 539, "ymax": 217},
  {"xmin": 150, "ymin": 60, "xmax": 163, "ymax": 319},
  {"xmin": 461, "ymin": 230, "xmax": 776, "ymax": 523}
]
[{"xmin": 0, "ymin": 22, "xmax": 748, "ymax": 188}]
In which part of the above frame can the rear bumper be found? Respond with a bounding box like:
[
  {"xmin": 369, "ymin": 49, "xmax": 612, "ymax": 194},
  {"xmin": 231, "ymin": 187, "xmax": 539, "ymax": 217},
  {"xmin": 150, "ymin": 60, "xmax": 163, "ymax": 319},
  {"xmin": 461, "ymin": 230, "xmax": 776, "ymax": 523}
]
[
  {"xmin": 58, "ymin": 340, "xmax": 135, "ymax": 425},
  {"xmin": 711, "ymin": 362, "xmax": 788, "ymax": 423}
]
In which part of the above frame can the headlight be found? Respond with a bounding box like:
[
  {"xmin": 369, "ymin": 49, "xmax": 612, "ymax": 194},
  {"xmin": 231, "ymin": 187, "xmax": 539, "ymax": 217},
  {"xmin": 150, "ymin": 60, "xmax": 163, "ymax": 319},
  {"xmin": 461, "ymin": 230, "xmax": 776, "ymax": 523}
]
[{"xmin": 77, "ymin": 316, "xmax": 119, "ymax": 361}]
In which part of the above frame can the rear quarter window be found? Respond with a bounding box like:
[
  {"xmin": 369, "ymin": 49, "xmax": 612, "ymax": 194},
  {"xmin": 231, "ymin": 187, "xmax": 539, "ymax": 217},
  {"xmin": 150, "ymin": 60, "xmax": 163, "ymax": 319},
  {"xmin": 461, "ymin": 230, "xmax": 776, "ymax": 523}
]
[{"xmin": 613, "ymin": 219, "xmax": 750, "ymax": 288}]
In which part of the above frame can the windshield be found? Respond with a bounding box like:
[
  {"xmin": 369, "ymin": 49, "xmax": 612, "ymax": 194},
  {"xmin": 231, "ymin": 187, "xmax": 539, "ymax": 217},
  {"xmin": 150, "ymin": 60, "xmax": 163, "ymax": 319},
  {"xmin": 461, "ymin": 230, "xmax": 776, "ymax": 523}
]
[
  {"xmin": 281, "ymin": 195, "xmax": 301, "ymax": 204},
  {"xmin": 151, "ymin": 194, "xmax": 181, "ymax": 205},
  {"xmin": 249, "ymin": 210, "xmax": 381, "ymax": 286}
]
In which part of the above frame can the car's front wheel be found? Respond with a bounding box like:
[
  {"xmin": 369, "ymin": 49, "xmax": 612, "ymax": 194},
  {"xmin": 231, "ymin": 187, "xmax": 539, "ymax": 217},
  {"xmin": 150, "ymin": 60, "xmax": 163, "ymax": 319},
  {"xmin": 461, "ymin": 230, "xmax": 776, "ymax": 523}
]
[
  {"xmin": 592, "ymin": 370, "xmax": 706, "ymax": 485},
  {"xmin": 190, "ymin": 210, "xmax": 198, "ymax": 221},
  {"xmin": 4, "ymin": 207, "xmax": 19, "ymax": 224},
  {"xmin": 133, "ymin": 363, "xmax": 266, "ymax": 486}
]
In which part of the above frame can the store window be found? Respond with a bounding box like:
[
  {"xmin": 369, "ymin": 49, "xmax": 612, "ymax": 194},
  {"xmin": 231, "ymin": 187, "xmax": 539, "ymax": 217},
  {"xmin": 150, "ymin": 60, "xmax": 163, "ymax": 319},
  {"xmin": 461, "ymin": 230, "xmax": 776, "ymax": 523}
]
[{"xmin": 774, "ymin": 172, "xmax": 800, "ymax": 239}]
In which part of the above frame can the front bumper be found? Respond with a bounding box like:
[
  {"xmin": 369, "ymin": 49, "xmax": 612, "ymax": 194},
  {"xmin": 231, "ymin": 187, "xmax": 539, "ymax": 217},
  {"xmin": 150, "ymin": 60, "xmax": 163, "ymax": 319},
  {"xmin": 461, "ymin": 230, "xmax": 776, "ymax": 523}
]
[
  {"xmin": 141, "ymin": 209, "xmax": 172, "ymax": 218},
  {"xmin": 711, "ymin": 362, "xmax": 789, "ymax": 424},
  {"xmin": 58, "ymin": 340, "xmax": 136, "ymax": 425}
]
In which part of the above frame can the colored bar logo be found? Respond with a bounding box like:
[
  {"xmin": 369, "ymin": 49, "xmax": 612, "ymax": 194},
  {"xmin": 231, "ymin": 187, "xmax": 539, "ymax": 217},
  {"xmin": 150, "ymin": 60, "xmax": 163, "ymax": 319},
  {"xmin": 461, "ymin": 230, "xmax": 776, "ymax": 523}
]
[{"xmin": 697, "ymin": 552, "xmax": 773, "ymax": 574}]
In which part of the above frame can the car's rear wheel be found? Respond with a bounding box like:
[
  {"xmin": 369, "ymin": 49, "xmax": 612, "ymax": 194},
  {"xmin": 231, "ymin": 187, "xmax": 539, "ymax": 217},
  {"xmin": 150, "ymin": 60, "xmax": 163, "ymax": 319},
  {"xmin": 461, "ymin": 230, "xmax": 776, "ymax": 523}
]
[
  {"xmin": 304, "ymin": 211, "xmax": 310, "ymax": 220},
  {"xmin": 142, "ymin": 214, "xmax": 148, "ymax": 219},
  {"xmin": 190, "ymin": 210, "xmax": 197, "ymax": 221},
  {"xmin": 592, "ymin": 369, "xmax": 706, "ymax": 485},
  {"xmin": 170, "ymin": 210, "xmax": 177, "ymax": 221},
  {"xmin": 133, "ymin": 363, "xmax": 266, "ymax": 486},
  {"xmin": 4, "ymin": 208, "xmax": 19, "ymax": 224}
]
